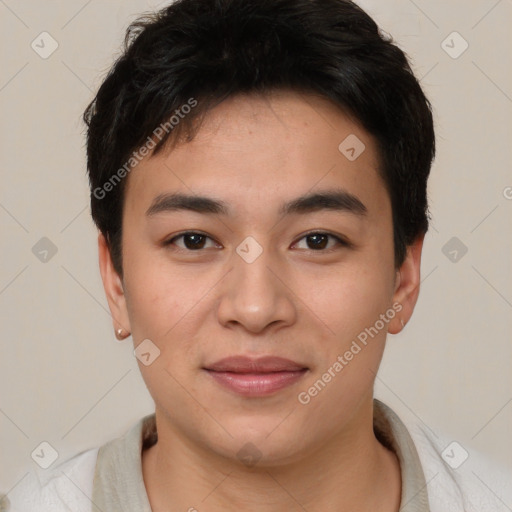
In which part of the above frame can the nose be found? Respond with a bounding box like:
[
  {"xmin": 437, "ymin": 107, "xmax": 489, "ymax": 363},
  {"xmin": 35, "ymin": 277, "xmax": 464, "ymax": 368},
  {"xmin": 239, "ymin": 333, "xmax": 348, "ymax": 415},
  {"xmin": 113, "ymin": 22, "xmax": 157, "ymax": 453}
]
[{"xmin": 216, "ymin": 244, "xmax": 297, "ymax": 334}]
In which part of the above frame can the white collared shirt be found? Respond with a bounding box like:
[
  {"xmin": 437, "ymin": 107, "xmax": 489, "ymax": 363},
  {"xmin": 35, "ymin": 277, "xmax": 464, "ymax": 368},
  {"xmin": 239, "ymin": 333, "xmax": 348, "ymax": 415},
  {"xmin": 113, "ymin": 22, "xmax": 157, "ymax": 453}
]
[{"xmin": 5, "ymin": 400, "xmax": 511, "ymax": 511}]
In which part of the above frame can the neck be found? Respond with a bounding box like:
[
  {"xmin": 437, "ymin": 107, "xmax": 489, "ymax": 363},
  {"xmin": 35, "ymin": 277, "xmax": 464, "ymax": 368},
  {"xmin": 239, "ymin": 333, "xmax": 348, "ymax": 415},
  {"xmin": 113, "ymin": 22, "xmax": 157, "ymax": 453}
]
[{"xmin": 142, "ymin": 400, "xmax": 401, "ymax": 512}]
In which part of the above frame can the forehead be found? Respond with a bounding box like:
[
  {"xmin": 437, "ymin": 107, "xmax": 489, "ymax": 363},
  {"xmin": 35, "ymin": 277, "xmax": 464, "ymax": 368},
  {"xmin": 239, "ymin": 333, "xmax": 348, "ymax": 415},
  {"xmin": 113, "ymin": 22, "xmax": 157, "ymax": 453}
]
[{"xmin": 123, "ymin": 90, "xmax": 389, "ymax": 220}]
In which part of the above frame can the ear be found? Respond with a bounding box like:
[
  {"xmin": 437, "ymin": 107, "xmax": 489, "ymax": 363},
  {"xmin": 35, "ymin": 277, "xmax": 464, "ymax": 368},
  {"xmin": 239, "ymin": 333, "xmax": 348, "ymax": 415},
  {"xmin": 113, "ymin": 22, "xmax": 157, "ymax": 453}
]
[
  {"xmin": 388, "ymin": 233, "xmax": 425, "ymax": 335},
  {"xmin": 98, "ymin": 232, "xmax": 131, "ymax": 336}
]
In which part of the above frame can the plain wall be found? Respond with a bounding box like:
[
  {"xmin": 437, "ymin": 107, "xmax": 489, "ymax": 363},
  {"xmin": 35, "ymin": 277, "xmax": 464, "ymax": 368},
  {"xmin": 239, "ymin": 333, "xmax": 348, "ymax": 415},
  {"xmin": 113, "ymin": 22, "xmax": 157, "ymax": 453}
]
[{"xmin": 1, "ymin": 0, "xmax": 511, "ymax": 495}]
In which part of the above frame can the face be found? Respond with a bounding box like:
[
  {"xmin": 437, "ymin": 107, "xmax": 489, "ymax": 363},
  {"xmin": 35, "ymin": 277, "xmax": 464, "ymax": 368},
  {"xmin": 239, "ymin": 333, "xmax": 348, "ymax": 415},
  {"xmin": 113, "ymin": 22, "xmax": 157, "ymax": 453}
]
[{"xmin": 99, "ymin": 90, "xmax": 423, "ymax": 466}]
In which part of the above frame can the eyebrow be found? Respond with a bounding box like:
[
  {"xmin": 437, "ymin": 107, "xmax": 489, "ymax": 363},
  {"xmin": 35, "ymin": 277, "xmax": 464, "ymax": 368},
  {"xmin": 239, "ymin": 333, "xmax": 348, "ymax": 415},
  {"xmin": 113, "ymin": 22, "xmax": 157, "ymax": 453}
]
[{"xmin": 145, "ymin": 189, "xmax": 367, "ymax": 218}]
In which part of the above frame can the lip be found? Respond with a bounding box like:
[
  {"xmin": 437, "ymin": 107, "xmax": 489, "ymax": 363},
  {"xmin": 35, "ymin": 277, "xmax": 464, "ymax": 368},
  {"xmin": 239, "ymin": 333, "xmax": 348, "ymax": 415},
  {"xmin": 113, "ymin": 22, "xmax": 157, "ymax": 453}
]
[{"xmin": 203, "ymin": 356, "xmax": 308, "ymax": 397}]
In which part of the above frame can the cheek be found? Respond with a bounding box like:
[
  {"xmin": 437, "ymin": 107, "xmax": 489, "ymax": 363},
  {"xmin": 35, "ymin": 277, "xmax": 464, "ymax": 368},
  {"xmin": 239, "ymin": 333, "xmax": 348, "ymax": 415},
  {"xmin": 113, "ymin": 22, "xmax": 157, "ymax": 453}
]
[
  {"xmin": 293, "ymin": 262, "xmax": 394, "ymax": 342},
  {"xmin": 123, "ymin": 231, "xmax": 188, "ymax": 315},
  {"xmin": 123, "ymin": 251, "xmax": 185, "ymax": 341},
  {"xmin": 123, "ymin": 253, "xmax": 215, "ymax": 379},
  {"xmin": 125, "ymin": 279, "xmax": 167, "ymax": 330},
  {"xmin": 293, "ymin": 269, "xmax": 392, "ymax": 424}
]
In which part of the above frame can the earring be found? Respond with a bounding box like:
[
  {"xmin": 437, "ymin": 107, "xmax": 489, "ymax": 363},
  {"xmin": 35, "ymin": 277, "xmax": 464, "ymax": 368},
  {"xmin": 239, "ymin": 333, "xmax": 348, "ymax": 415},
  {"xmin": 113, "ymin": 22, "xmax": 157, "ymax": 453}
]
[{"xmin": 115, "ymin": 328, "xmax": 130, "ymax": 340}]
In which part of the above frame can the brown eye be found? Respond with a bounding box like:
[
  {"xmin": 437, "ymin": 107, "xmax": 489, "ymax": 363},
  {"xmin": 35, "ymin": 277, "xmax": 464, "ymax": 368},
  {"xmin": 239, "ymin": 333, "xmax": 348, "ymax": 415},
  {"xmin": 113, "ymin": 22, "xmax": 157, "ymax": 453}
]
[
  {"xmin": 293, "ymin": 232, "xmax": 348, "ymax": 251},
  {"xmin": 165, "ymin": 232, "xmax": 218, "ymax": 251},
  {"xmin": 305, "ymin": 233, "xmax": 329, "ymax": 250}
]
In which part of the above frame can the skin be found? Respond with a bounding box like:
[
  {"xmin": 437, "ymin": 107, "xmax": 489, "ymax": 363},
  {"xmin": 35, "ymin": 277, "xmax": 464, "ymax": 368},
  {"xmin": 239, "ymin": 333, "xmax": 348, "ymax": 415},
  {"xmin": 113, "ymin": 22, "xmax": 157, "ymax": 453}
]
[{"xmin": 99, "ymin": 90, "xmax": 424, "ymax": 512}]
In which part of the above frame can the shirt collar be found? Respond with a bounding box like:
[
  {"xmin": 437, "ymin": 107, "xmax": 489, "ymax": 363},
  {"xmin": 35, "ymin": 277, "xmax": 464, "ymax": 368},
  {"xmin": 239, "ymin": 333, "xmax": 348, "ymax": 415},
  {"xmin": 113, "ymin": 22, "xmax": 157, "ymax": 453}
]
[
  {"xmin": 374, "ymin": 399, "xmax": 430, "ymax": 511},
  {"xmin": 92, "ymin": 399, "xmax": 430, "ymax": 511}
]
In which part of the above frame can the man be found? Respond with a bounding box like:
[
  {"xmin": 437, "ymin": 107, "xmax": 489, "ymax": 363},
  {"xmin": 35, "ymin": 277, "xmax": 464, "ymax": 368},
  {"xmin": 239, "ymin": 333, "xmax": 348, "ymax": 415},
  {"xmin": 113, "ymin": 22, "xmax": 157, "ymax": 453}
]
[{"xmin": 6, "ymin": 0, "xmax": 510, "ymax": 511}]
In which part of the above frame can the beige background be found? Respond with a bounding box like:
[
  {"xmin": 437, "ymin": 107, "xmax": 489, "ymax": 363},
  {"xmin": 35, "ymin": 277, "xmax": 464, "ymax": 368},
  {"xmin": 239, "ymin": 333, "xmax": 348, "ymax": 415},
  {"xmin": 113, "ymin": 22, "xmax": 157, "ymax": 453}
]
[{"xmin": 1, "ymin": 0, "xmax": 511, "ymax": 500}]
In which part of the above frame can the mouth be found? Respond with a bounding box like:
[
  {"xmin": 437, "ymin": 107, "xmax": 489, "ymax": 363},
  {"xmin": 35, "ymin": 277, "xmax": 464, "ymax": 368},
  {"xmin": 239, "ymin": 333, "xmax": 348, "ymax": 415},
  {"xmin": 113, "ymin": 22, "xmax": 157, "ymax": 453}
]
[{"xmin": 203, "ymin": 356, "xmax": 308, "ymax": 397}]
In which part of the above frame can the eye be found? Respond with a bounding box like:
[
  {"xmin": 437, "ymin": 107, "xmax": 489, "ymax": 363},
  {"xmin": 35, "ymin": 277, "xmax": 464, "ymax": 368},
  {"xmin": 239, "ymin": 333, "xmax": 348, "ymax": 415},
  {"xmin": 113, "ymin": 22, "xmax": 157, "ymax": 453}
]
[
  {"xmin": 163, "ymin": 231, "xmax": 350, "ymax": 252},
  {"xmin": 164, "ymin": 232, "xmax": 220, "ymax": 251},
  {"xmin": 293, "ymin": 232, "xmax": 349, "ymax": 251}
]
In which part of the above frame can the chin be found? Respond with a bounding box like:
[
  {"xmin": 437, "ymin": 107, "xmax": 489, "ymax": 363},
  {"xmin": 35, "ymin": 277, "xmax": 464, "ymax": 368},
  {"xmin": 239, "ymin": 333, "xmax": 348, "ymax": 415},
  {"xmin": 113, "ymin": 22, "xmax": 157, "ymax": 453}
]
[{"xmin": 212, "ymin": 415, "xmax": 308, "ymax": 464}]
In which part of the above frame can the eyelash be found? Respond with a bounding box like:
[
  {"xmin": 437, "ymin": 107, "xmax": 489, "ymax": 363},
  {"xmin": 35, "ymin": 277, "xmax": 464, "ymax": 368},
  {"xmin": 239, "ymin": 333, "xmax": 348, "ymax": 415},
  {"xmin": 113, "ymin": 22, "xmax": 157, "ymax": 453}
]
[{"xmin": 163, "ymin": 231, "xmax": 351, "ymax": 253}]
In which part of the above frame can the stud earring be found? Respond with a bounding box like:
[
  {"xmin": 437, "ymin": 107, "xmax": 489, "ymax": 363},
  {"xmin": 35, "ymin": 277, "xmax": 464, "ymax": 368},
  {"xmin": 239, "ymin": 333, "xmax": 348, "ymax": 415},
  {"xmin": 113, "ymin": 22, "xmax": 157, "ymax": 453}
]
[{"xmin": 115, "ymin": 327, "xmax": 130, "ymax": 340}]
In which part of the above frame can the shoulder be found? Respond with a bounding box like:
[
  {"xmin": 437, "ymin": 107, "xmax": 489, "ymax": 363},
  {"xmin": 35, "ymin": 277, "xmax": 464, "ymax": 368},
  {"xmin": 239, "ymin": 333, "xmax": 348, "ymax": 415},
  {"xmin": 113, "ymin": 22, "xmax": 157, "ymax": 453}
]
[
  {"xmin": 6, "ymin": 447, "xmax": 99, "ymax": 512},
  {"xmin": 406, "ymin": 420, "xmax": 512, "ymax": 512}
]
